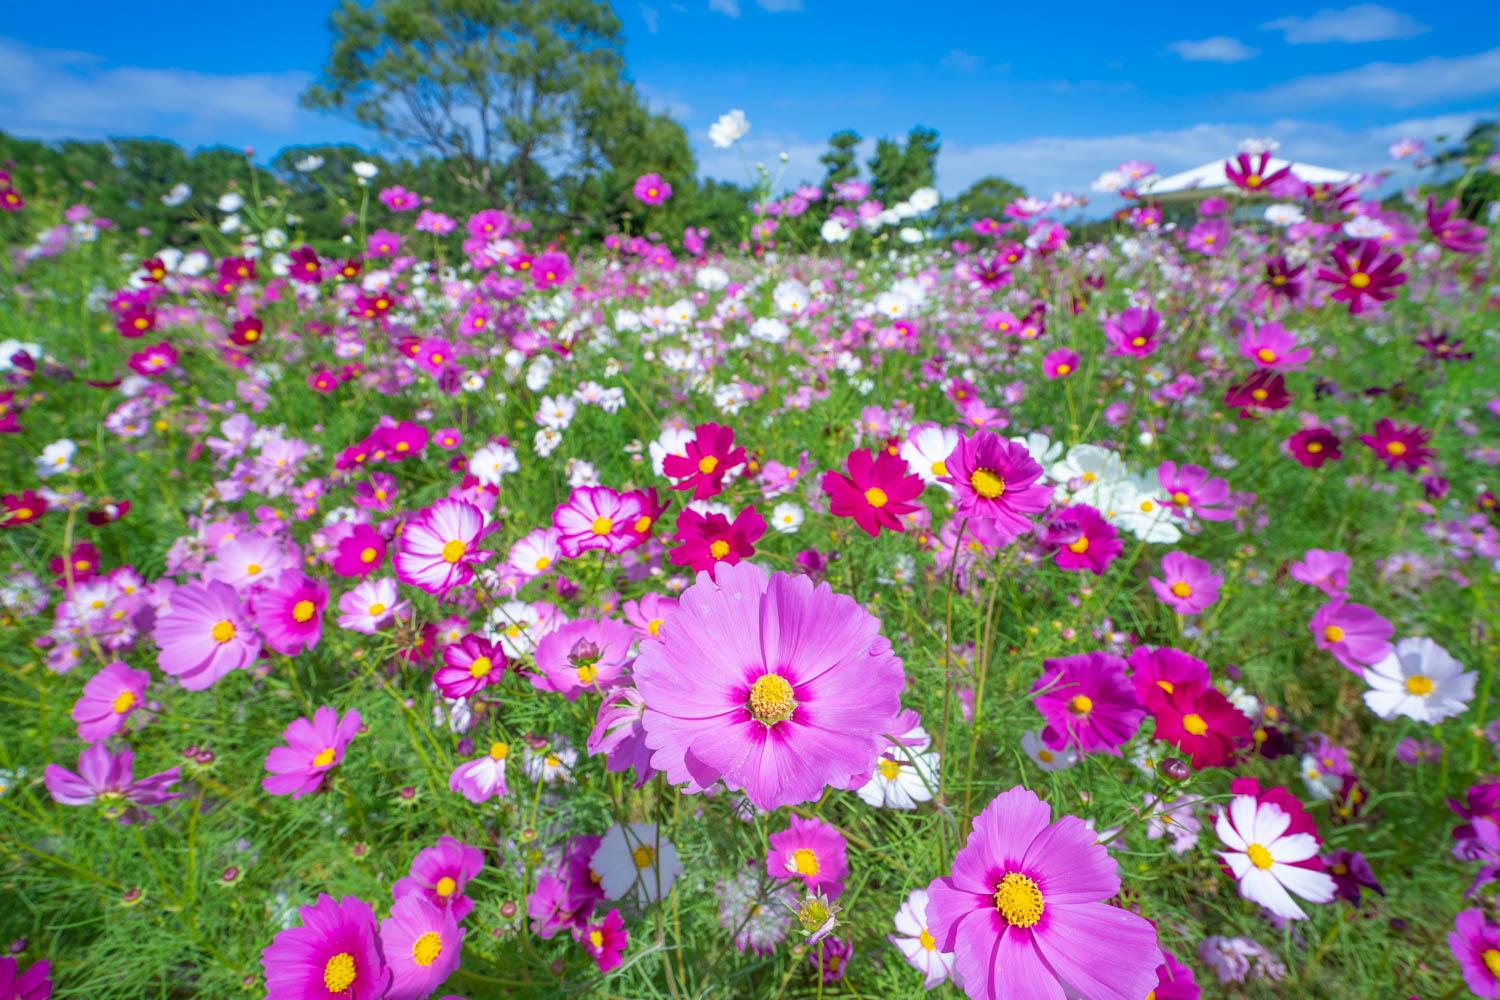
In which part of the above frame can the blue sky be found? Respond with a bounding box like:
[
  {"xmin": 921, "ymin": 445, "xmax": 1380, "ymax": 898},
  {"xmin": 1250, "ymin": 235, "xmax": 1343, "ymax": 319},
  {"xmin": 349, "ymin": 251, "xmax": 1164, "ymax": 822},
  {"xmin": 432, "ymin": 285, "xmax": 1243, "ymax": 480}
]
[{"xmin": 2, "ymin": 1, "xmax": 1497, "ymax": 199}]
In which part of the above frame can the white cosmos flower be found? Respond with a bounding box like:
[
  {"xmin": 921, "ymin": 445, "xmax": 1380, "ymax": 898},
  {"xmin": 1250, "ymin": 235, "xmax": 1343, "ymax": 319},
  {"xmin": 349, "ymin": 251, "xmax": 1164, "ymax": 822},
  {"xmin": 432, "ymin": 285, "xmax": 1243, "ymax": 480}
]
[
  {"xmin": 1298, "ymin": 754, "xmax": 1340, "ymax": 801},
  {"xmin": 1092, "ymin": 170, "xmax": 1126, "ymax": 193},
  {"xmin": 1022, "ymin": 729, "xmax": 1078, "ymax": 772},
  {"xmin": 889, "ymin": 888, "xmax": 956, "ymax": 988},
  {"xmin": 1050, "ymin": 444, "xmax": 1128, "ymax": 500},
  {"xmin": 1215, "ymin": 795, "xmax": 1334, "ymax": 921},
  {"xmin": 898, "ymin": 226, "xmax": 924, "ymax": 244},
  {"xmin": 900, "ymin": 422, "xmax": 960, "ymax": 489},
  {"xmin": 295, "ymin": 155, "xmax": 325, "ymax": 172},
  {"xmin": 821, "ymin": 218, "xmax": 851, "ymax": 243},
  {"xmin": 909, "ymin": 186, "xmax": 940, "ymax": 212},
  {"xmin": 649, "ymin": 426, "xmax": 695, "ymax": 477},
  {"xmin": 1095, "ymin": 476, "xmax": 1182, "ymax": 544},
  {"xmin": 874, "ymin": 291, "xmax": 911, "ymax": 319},
  {"xmin": 773, "ymin": 279, "xmax": 810, "ymax": 315},
  {"xmin": 1343, "ymin": 216, "xmax": 1390, "ymax": 240},
  {"xmin": 36, "ymin": 439, "xmax": 77, "ymax": 478},
  {"xmin": 695, "ymin": 266, "xmax": 729, "ymax": 290},
  {"xmin": 1362, "ymin": 637, "xmax": 1475, "ymax": 724},
  {"xmin": 857, "ymin": 747, "xmax": 939, "ymax": 809},
  {"xmin": 522, "ymin": 743, "xmax": 576, "ymax": 784},
  {"xmin": 770, "ymin": 502, "xmax": 803, "ymax": 534},
  {"xmin": 750, "ymin": 317, "xmax": 789, "ymax": 344},
  {"xmin": 708, "ymin": 109, "xmax": 750, "ymax": 149},
  {"xmin": 469, "ymin": 443, "xmax": 518, "ymax": 486},
  {"xmin": 1009, "ymin": 432, "xmax": 1062, "ymax": 468},
  {"xmin": 591, "ymin": 823, "xmax": 683, "ymax": 904},
  {"xmin": 1264, "ymin": 204, "xmax": 1305, "ymax": 227},
  {"xmin": 217, "ymin": 192, "xmax": 244, "ymax": 213},
  {"xmin": 534, "ymin": 394, "xmax": 576, "ymax": 430},
  {"xmin": 162, "ymin": 182, "xmax": 192, "ymax": 207},
  {"xmin": 352, "ymin": 160, "xmax": 379, "ymax": 179}
]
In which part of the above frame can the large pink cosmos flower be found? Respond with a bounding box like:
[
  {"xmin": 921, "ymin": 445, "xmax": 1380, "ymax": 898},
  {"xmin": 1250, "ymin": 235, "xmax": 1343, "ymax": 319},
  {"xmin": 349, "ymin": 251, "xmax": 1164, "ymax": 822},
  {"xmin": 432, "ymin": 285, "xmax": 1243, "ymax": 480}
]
[
  {"xmin": 821, "ymin": 447, "xmax": 924, "ymax": 537},
  {"xmin": 938, "ymin": 432, "xmax": 1049, "ymax": 536},
  {"xmin": 634, "ymin": 561, "xmax": 904, "ymax": 809},
  {"xmin": 925, "ymin": 785, "xmax": 1160, "ymax": 1000},
  {"xmin": 552, "ymin": 486, "xmax": 645, "ymax": 558},
  {"xmin": 260, "ymin": 894, "xmax": 391, "ymax": 1000},
  {"xmin": 44, "ymin": 743, "xmax": 181, "ymax": 821},
  {"xmin": 252, "ymin": 570, "xmax": 327, "ymax": 656},
  {"xmin": 381, "ymin": 895, "xmax": 463, "ymax": 1000},
  {"xmin": 262, "ymin": 706, "xmax": 362, "ymax": 798},
  {"xmin": 1031, "ymin": 652, "xmax": 1144, "ymax": 755},
  {"xmin": 393, "ymin": 498, "xmax": 490, "ymax": 595},
  {"xmin": 154, "ymin": 580, "xmax": 261, "ymax": 690},
  {"xmin": 71, "ymin": 660, "xmax": 149, "ymax": 742}
]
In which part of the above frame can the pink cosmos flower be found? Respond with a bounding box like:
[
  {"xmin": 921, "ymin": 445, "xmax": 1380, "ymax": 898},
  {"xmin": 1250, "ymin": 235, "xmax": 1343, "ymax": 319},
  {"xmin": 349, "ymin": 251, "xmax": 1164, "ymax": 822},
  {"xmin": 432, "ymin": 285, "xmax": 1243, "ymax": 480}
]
[
  {"xmin": 154, "ymin": 580, "xmax": 261, "ymax": 690},
  {"xmin": 353, "ymin": 473, "xmax": 397, "ymax": 512},
  {"xmin": 394, "ymin": 836, "xmax": 485, "ymax": 923},
  {"xmin": 44, "ymin": 743, "xmax": 181, "ymax": 820},
  {"xmin": 260, "ymin": 894, "xmax": 391, "ymax": 1000},
  {"xmin": 262, "ymin": 706, "xmax": 361, "ymax": 798},
  {"xmin": 939, "ymin": 431, "xmax": 1049, "ymax": 536},
  {"xmin": 1316, "ymin": 239, "xmax": 1406, "ymax": 314},
  {"xmin": 1157, "ymin": 460, "xmax": 1233, "ymax": 521},
  {"xmin": 333, "ymin": 523, "xmax": 386, "ymax": 578},
  {"xmin": 252, "ymin": 570, "xmax": 327, "ymax": 656},
  {"xmin": 552, "ymin": 487, "xmax": 643, "ymax": 558},
  {"xmin": 1450, "ymin": 908, "xmax": 1500, "ymax": 998},
  {"xmin": 1309, "ymin": 599, "xmax": 1393, "ymax": 674},
  {"xmin": 633, "ymin": 173, "xmax": 672, "ymax": 206},
  {"xmin": 1149, "ymin": 551, "xmax": 1222, "ymax": 615},
  {"xmin": 1427, "ymin": 196, "xmax": 1487, "ymax": 254},
  {"xmin": 72, "ymin": 660, "xmax": 149, "ymax": 742},
  {"xmin": 449, "ymin": 741, "xmax": 510, "ymax": 803},
  {"xmin": 580, "ymin": 907, "xmax": 630, "ymax": 972},
  {"xmin": 821, "ymin": 447, "xmax": 924, "ymax": 537},
  {"xmin": 662, "ymin": 423, "xmax": 746, "ymax": 499},
  {"xmin": 622, "ymin": 592, "xmax": 677, "ymax": 640},
  {"xmin": 1041, "ymin": 504, "xmax": 1121, "ymax": 575},
  {"xmin": 588, "ymin": 686, "xmax": 656, "ymax": 788},
  {"xmin": 433, "ymin": 633, "xmax": 506, "ymax": 699},
  {"xmin": 1287, "ymin": 427, "xmax": 1341, "ymax": 468},
  {"xmin": 1031, "ymin": 652, "xmax": 1144, "ymax": 755},
  {"xmin": 668, "ymin": 505, "xmax": 765, "ymax": 576},
  {"xmin": 1225, "ymin": 151, "xmax": 1290, "ymax": 192},
  {"xmin": 1042, "ymin": 348, "xmax": 1079, "ymax": 380},
  {"xmin": 380, "ymin": 896, "xmax": 462, "ymax": 1000},
  {"xmin": 634, "ymin": 561, "xmax": 905, "ymax": 809},
  {"xmin": 1289, "ymin": 549, "xmax": 1349, "ymax": 596},
  {"xmin": 1152, "ymin": 949, "xmax": 1200, "ymax": 1000},
  {"xmin": 0, "ymin": 957, "xmax": 51, "ymax": 1000},
  {"xmin": 1358, "ymin": 418, "xmax": 1433, "ymax": 473},
  {"xmin": 1104, "ymin": 307, "xmax": 1162, "ymax": 357},
  {"xmin": 925, "ymin": 785, "xmax": 1160, "ymax": 1000},
  {"xmin": 1239, "ymin": 321, "xmax": 1310, "ymax": 371},
  {"xmin": 393, "ymin": 499, "xmax": 490, "ymax": 595},
  {"xmin": 531, "ymin": 618, "xmax": 634, "ymax": 701},
  {"xmin": 337, "ymin": 578, "xmax": 405, "ymax": 634},
  {"xmin": 767, "ymin": 815, "xmax": 849, "ymax": 898}
]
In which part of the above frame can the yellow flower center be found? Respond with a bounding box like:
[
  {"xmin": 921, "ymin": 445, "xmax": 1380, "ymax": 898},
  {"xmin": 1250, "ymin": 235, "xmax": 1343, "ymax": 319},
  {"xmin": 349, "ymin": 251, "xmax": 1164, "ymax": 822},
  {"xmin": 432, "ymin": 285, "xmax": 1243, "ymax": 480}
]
[
  {"xmin": 1348, "ymin": 272, "xmax": 1371, "ymax": 289},
  {"xmin": 441, "ymin": 539, "xmax": 467, "ymax": 563},
  {"xmin": 468, "ymin": 656, "xmax": 494, "ymax": 679},
  {"xmin": 1485, "ymin": 950, "xmax": 1500, "ymax": 978},
  {"xmin": 1038, "ymin": 749, "xmax": 1054, "ymax": 762},
  {"xmin": 697, "ymin": 455, "xmax": 719, "ymax": 475},
  {"xmin": 709, "ymin": 540, "xmax": 731, "ymax": 560},
  {"xmin": 591, "ymin": 516, "xmax": 614, "ymax": 536},
  {"xmin": 577, "ymin": 663, "xmax": 598, "ymax": 685},
  {"xmin": 1246, "ymin": 174, "xmax": 1262, "ymax": 188},
  {"xmin": 589, "ymin": 929, "xmax": 605, "ymax": 948},
  {"xmin": 993, "ymin": 873, "xmax": 1045, "ymax": 928},
  {"xmin": 864, "ymin": 487, "xmax": 889, "ymax": 508},
  {"xmin": 969, "ymin": 468, "xmax": 1005, "ymax": 499},
  {"xmin": 291, "ymin": 600, "xmax": 316, "ymax": 623},
  {"xmin": 367, "ymin": 602, "xmax": 386, "ymax": 616},
  {"xmin": 411, "ymin": 930, "xmax": 443, "ymax": 967},
  {"xmin": 748, "ymin": 673, "xmax": 796, "ymax": 724},
  {"xmin": 1307, "ymin": 441, "xmax": 1323, "ymax": 454},
  {"xmin": 360, "ymin": 547, "xmax": 378, "ymax": 563},
  {"xmin": 1183, "ymin": 713, "xmax": 1208, "ymax": 736},
  {"xmin": 631, "ymin": 845, "xmax": 656, "ymax": 869},
  {"xmin": 633, "ymin": 514, "xmax": 652, "ymax": 533},
  {"xmin": 488, "ymin": 741, "xmax": 509, "ymax": 760},
  {"xmin": 323, "ymin": 952, "xmax": 357, "ymax": 993},
  {"xmin": 245, "ymin": 563, "xmax": 262, "ymax": 576},
  {"xmin": 1257, "ymin": 348, "xmax": 1276, "ymax": 363},
  {"xmin": 878, "ymin": 759, "xmax": 901, "ymax": 780},
  {"xmin": 1131, "ymin": 336, "xmax": 1146, "ymax": 347},
  {"xmin": 1056, "ymin": 363, "xmax": 1072, "ymax": 375},
  {"xmin": 1323, "ymin": 625, "xmax": 1345, "ymax": 643},
  {"xmin": 647, "ymin": 618, "xmax": 663, "ymax": 637},
  {"xmin": 112, "ymin": 690, "xmax": 137, "ymax": 714},
  {"xmin": 919, "ymin": 928, "xmax": 936, "ymax": 950},
  {"xmin": 435, "ymin": 876, "xmax": 457, "ymax": 898},
  {"xmin": 1404, "ymin": 675, "xmax": 1434, "ymax": 696},
  {"xmin": 1251, "ymin": 388, "xmax": 1268, "ymax": 401},
  {"xmin": 1157, "ymin": 680, "xmax": 1175, "ymax": 695},
  {"xmin": 534, "ymin": 556, "xmax": 552, "ymax": 571},
  {"xmin": 1169, "ymin": 581, "xmax": 1192, "ymax": 598},
  {"xmin": 1246, "ymin": 843, "xmax": 1274, "ymax": 870},
  {"xmin": 791, "ymin": 848, "xmax": 821, "ymax": 876},
  {"xmin": 1069, "ymin": 695, "xmax": 1093, "ymax": 715},
  {"xmin": 1171, "ymin": 491, "xmax": 1190, "ymax": 506},
  {"xmin": 1066, "ymin": 536, "xmax": 1090, "ymax": 554},
  {"xmin": 211, "ymin": 620, "xmax": 236, "ymax": 643},
  {"xmin": 1386, "ymin": 441, "xmax": 1406, "ymax": 456},
  {"xmin": 312, "ymin": 747, "xmax": 337, "ymax": 768}
]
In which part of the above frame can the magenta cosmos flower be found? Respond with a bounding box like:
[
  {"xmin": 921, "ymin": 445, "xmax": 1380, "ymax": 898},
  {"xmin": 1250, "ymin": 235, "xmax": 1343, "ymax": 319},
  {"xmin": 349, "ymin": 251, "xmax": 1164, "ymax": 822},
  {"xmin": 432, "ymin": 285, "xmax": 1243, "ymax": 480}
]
[
  {"xmin": 767, "ymin": 815, "xmax": 849, "ymax": 898},
  {"xmin": 260, "ymin": 894, "xmax": 391, "ymax": 1000},
  {"xmin": 252, "ymin": 570, "xmax": 327, "ymax": 656},
  {"xmin": 821, "ymin": 447, "xmax": 924, "ymax": 537},
  {"xmin": 632, "ymin": 173, "xmax": 672, "ymax": 206},
  {"xmin": 1104, "ymin": 306, "xmax": 1162, "ymax": 357},
  {"xmin": 1450, "ymin": 908, "xmax": 1500, "ymax": 998},
  {"xmin": 262, "ymin": 706, "xmax": 362, "ymax": 798},
  {"xmin": 925, "ymin": 785, "xmax": 1160, "ymax": 1000},
  {"xmin": 1042, "ymin": 348, "xmax": 1079, "ymax": 380},
  {"xmin": 154, "ymin": 580, "xmax": 261, "ymax": 690},
  {"xmin": 395, "ymin": 836, "xmax": 485, "ymax": 922},
  {"xmin": 634, "ymin": 561, "xmax": 905, "ymax": 809},
  {"xmin": 552, "ymin": 486, "xmax": 645, "ymax": 558},
  {"xmin": 939, "ymin": 432, "xmax": 1049, "ymax": 536},
  {"xmin": 1031, "ymin": 652, "xmax": 1144, "ymax": 755},
  {"xmin": 531, "ymin": 617, "xmax": 635, "ymax": 701},
  {"xmin": 661, "ymin": 422, "xmax": 746, "ymax": 499},
  {"xmin": 393, "ymin": 498, "xmax": 490, "ymax": 595},
  {"xmin": 668, "ymin": 505, "xmax": 765, "ymax": 576},
  {"xmin": 72, "ymin": 660, "xmax": 150, "ymax": 742},
  {"xmin": 1358, "ymin": 418, "xmax": 1433, "ymax": 473},
  {"xmin": 580, "ymin": 908, "xmax": 629, "ymax": 972},
  {"xmin": 1290, "ymin": 548, "xmax": 1350, "ymax": 596},
  {"xmin": 448, "ymin": 741, "xmax": 509, "ymax": 803},
  {"xmin": 1309, "ymin": 599, "xmax": 1393, "ymax": 674},
  {"xmin": 1157, "ymin": 460, "xmax": 1233, "ymax": 521},
  {"xmin": 433, "ymin": 633, "xmax": 506, "ymax": 699},
  {"xmin": 380, "ymin": 896, "xmax": 463, "ymax": 1000},
  {"xmin": 1149, "ymin": 551, "xmax": 1222, "ymax": 615},
  {"xmin": 1427, "ymin": 196, "xmax": 1487, "ymax": 254},
  {"xmin": 45, "ymin": 743, "xmax": 181, "ymax": 819},
  {"xmin": 1239, "ymin": 321, "xmax": 1310, "ymax": 371},
  {"xmin": 1316, "ymin": 239, "xmax": 1406, "ymax": 314},
  {"xmin": 1041, "ymin": 504, "xmax": 1121, "ymax": 575},
  {"xmin": 0, "ymin": 956, "xmax": 51, "ymax": 1000},
  {"xmin": 1287, "ymin": 427, "xmax": 1341, "ymax": 468}
]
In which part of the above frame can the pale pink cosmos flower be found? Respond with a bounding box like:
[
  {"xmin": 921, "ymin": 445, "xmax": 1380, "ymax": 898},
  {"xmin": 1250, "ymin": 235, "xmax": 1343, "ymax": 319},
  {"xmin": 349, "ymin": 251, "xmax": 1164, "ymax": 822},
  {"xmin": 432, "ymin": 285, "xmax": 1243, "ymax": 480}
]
[{"xmin": 262, "ymin": 706, "xmax": 361, "ymax": 798}]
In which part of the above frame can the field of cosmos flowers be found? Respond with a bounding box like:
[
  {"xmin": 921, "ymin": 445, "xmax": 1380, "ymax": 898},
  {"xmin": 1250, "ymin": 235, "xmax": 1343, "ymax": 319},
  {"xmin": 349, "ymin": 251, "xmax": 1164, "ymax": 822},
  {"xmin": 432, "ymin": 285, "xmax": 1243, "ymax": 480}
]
[{"xmin": 0, "ymin": 143, "xmax": 1498, "ymax": 1000}]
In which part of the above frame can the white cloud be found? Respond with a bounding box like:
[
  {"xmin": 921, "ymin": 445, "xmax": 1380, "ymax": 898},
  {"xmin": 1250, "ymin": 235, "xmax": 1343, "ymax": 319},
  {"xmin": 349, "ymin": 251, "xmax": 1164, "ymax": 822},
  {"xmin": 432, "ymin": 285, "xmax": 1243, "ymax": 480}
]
[
  {"xmin": 755, "ymin": 0, "xmax": 803, "ymax": 10},
  {"xmin": 1258, "ymin": 47, "xmax": 1500, "ymax": 108},
  {"xmin": 0, "ymin": 35, "xmax": 311, "ymax": 142},
  {"xmin": 1263, "ymin": 4, "xmax": 1427, "ymax": 44},
  {"xmin": 708, "ymin": 0, "xmax": 741, "ymax": 16},
  {"xmin": 640, "ymin": 4, "xmax": 660, "ymax": 33},
  {"xmin": 941, "ymin": 49, "xmax": 985, "ymax": 73},
  {"xmin": 1168, "ymin": 37, "xmax": 1259, "ymax": 63}
]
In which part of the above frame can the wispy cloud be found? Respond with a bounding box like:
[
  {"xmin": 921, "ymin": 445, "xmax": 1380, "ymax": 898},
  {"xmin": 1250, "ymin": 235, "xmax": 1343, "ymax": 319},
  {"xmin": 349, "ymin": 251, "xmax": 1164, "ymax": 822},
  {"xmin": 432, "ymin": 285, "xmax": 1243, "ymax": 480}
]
[
  {"xmin": 940, "ymin": 49, "xmax": 985, "ymax": 73},
  {"xmin": 755, "ymin": 0, "xmax": 803, "ymax": 10},
  {"xmin": 707, "ymin": 0, "xmax": 740, "ymax": 17},
  {"xmin": 1262, "ymin": 4, "xmax": 1427, "ymax": 44},
  {"xmin": 1168, "ymin": 36, "xmax": 1259, "ymax": 63},
  {"xmin": 1258, "ymin": 47, "xmax": 1500, "ymax": 107},
  {"xmin": 0, "ymin": 35, "xmax": 312, "ymax": 142},
  {"xmin": 640, "ymin": 4, "xmax": 661, "ymax": 33}
]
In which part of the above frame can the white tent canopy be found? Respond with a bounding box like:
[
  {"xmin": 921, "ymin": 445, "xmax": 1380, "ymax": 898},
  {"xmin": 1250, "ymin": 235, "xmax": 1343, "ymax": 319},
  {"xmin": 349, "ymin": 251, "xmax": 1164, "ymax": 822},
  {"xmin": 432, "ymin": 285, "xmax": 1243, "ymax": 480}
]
[{"xmin": 1137, "ymin": 157, "xmax": 1360, "ymax": 201}]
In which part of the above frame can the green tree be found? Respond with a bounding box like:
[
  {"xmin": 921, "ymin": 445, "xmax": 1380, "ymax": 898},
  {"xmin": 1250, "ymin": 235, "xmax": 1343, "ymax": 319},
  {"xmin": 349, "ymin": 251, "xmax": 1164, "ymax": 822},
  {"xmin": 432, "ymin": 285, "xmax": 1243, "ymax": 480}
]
[
  {"xmin": 936, "ymin": 174, "xmax": 1026, "ymax": 233},
  {"xmin": 819, "ymin": 130, "xmax": 862, "ymax": 189},
  {"xmin": 868, "ymin": 126, "xmax": 940, "ymax": 205},
  {"xmin": 302, "ymin": 0, "xmax": 627, "ymax": 209}
]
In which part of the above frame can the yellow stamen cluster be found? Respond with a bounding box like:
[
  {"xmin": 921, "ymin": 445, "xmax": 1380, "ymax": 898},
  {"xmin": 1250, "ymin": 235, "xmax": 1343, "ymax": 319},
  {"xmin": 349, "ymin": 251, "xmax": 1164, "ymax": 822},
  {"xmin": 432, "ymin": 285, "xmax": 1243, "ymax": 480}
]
[
  {"xmin": 748, "ymin": 674, "xmax": 796, "ymax": 724},
  {"xmin": 993, "ymin": 873, "xmax": 1044, "ymax": 928}
]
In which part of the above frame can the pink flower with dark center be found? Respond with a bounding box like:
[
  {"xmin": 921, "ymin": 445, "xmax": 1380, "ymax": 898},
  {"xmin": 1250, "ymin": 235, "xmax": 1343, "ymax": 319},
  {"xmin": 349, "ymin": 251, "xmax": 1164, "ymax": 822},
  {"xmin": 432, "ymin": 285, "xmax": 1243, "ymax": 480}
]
[
  {"xmin": 261, "ymin": 705, "xmax": 361, "ymax": 798},
  {"xmin": 1316, "ymin": 239, "xmax": 1406, "ymax": 314},
  {"xmin": 1225, "ymin": 151, "xmax": 1290, "ymax": 192},
  {"xmin": 668, "ymin": 505, "xmax": 765, "ymax": 577},
  {"xmin": 1288, "ymin": 427, "xmax": 1341, "ymax": 468},
  {"xmin": 1427, "ymin": 197, "xmax": 1487, "ymax": 254}
]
